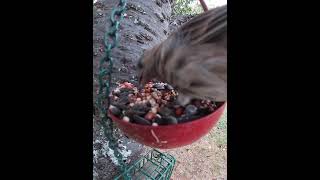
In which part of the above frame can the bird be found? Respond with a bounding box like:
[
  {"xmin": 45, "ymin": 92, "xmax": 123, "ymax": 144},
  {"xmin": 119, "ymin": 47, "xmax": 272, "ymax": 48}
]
[{"xmin": 137, "ymin": 5, "xmax": 227, "ymax": 106}]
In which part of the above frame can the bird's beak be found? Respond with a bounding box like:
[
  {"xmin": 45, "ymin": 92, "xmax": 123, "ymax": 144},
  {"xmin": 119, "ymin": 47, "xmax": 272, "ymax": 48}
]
[{"xmin": 138, "ymin": 71, "xmax": 148, "ymax": 89}]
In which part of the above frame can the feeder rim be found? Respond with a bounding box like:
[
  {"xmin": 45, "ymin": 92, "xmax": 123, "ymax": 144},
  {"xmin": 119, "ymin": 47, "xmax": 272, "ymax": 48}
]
[{"xmin": 108, "ymin": 101, "xmax": 226, "ymax": 128}]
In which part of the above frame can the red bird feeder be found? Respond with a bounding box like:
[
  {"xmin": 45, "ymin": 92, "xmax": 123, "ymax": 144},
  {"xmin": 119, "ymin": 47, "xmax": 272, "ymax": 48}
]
[{"xmin": 109, "ymin": 102, "xmax": 226, "ymax": 149}]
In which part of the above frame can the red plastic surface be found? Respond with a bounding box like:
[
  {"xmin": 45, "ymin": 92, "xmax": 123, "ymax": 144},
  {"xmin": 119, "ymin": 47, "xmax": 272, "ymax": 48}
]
[{"xmin": 109, "ymin": 102, "xmax": 226, "ymax": 149}]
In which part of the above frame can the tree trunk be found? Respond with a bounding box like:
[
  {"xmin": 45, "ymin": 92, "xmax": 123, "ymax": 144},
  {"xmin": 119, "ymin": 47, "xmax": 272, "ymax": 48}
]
[{"xmin": 93, "ymin": 0, "xmax": 172, "ymax": 179}]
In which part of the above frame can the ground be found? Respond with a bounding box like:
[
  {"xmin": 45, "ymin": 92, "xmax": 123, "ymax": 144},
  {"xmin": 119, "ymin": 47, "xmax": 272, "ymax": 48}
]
[{"xmin": 163, "ymin": 108, "xmax": 227, "ymax": 180}]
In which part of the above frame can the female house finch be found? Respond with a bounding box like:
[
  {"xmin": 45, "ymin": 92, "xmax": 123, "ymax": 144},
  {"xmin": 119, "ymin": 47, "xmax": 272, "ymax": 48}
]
[{"xmin": 137, "ymin": 5, "xmax": 227, "ymax": 105}]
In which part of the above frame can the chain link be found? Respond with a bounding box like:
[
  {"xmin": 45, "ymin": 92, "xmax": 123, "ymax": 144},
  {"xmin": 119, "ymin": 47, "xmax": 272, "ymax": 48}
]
[{"xmin": 96, "ymin": 0, "xmax": 129, "ymax": 177}]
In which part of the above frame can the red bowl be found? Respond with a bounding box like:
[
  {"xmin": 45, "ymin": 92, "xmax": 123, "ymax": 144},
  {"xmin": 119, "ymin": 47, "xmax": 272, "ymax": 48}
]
[{"xmin": 108, "ymin": 102, "xmax": 226, "ymax": 149}]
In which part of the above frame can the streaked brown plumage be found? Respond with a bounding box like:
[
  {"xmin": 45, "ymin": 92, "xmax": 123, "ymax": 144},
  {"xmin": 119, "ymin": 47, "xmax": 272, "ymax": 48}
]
[{"xmin": 137, "ymin": 5, "xmax": 227, "ymax": 105}]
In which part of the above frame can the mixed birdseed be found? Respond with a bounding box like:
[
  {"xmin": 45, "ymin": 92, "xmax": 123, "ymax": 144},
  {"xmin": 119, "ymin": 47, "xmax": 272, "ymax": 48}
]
[{"xmin": 109, "ymin": 81, "xmax": 218, "ymax": 126}]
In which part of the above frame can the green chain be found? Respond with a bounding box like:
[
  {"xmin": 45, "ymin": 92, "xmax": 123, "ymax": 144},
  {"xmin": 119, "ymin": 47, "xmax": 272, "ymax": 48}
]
[{"xmin": 96, "ymin": 0, "xmax": 130, "ymax": 177}]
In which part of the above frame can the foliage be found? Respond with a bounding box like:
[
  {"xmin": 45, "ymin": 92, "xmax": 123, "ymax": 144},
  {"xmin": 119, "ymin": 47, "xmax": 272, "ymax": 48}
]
[{"xmin": 173, "ymin": 0, "xmax": 203, "ymax": 15}]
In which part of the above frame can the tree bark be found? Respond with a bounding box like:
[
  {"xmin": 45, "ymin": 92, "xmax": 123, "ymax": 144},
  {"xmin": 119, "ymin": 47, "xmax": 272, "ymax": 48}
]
[{"xmin": 93, "ymin": 0, "xmax": 172, "ymax": 179}]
